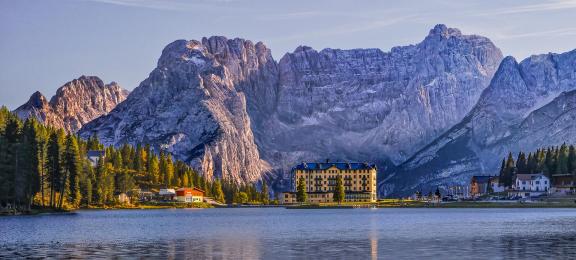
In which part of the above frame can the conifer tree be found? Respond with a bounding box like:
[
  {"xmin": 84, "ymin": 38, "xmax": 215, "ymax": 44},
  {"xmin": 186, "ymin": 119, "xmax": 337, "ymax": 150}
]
[
  {"xmin": 503, "ymin": 152, "xmax": 516, "ymax": 187},
  {"xmin": 516, "ymin": 152, "xmax": 527, "ymax": 175},
  {"xmin": 296, "ymin": 176, "xmax": 307, "ymax": 203},
  {"xmin": 165, "ymin": 155, "xmax": 174, "ymax": 187},
  {"xmin": 568, "ymin": 145, "xmax": 576, "ymax": 174},
  {"xmin": 1, "ymin": 117, "xmax": 21, "ymax": 208},
  {"xmin": 20, "ymin": 119, "xmax": 40, "ymax": 209},
  {"xmin": 213, "ymin": 179, "xmax": 225, "ymax": 203},
  {"xmin": 333, "ymin": 175, "xmax": 345, "ymax": 204},
  {"xmin": 261, "ymin": 181, "xmax": 269, "ymax": 204},
  {"xmin": 64, "ymin": 135, "xmax": 82, "ymax": 207},
  {"xmin": 46, "ymin": 131, "xmax": 63, "ymax": 208}
]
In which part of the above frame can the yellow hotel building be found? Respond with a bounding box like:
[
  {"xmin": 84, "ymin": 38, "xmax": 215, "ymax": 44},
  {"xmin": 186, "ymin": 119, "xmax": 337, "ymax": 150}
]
[{"xmin": 280, "ymin": 162, "xmax": 378, "ymax": 204}]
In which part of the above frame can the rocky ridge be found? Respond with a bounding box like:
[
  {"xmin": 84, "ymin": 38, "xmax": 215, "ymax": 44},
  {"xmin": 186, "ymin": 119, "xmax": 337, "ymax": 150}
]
[
  {"xmin": 382, "ymin": 49, "xmax": 576, "ymax": 196},
  {"xmin": 14, "ymin": 76, "xmax": 129, "ymax": 133},
  {"xmin": 78, "ymin": 24, "xmax": 504, "ymax": 187}
]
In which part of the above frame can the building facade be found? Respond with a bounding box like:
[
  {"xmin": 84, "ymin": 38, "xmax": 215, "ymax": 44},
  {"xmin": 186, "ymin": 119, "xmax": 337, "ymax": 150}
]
[
  {"xmin": 176, "ymin": 187, "xmax": 204, "ymax": 203},
  {"xmin": 510, "ymin": 174, "xmax": 550, "ymax": 198},
  {"xmin": 285, "ymin": 162, "xmax": 378, "ymax": 203},
  {"xmin": 551, "ymin": 174, "xmax": 576, "ymax": 194},
  {"xmin": 470, "ymin": 175, "xmax": 504, "ymax": 197}
]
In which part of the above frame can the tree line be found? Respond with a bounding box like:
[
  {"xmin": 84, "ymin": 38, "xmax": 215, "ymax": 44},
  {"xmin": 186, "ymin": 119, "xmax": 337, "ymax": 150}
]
[
  {"xmin": 0, "ymin": 107, "xmax": 271, "ymax": 212},
  {"xmin": 499, "ymin": 143, "xmax": 576, "ymax": 187}
]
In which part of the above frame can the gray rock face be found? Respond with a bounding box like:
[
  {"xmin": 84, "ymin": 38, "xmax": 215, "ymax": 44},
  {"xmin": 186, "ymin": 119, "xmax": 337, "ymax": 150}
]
[
  {"xmin": 79, "ymin": 38, "xmax": 273, "ymax": 183},
  {"xmin": 257, "ymin": 24, "xmax": 502, "ymax": 186},
  {"xmin": 78, "ymin": 25, "xmax": 504, "ymax": 187},
  {"xmin": 384, "ymin": 49, "xmax": 576, "ymax": 196},
  {"xmin": 14, "ymin": 76, "xmax": 129, "ymax": 133}
]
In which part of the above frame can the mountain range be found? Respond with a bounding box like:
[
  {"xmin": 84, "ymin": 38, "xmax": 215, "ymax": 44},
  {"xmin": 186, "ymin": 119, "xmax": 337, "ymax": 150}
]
[{"xmin": 12, "ymin": 24, "xmax": 576, "ymax": 196}]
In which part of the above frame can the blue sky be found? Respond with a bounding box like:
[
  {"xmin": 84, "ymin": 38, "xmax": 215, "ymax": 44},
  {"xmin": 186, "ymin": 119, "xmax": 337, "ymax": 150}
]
[{"xmin": 1, "ymin": 0, "xmax": 576, "ymax": 109}]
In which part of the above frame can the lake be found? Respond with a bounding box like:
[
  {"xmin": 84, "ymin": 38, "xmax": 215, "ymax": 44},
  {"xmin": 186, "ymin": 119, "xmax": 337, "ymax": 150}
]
[{"xmin": 1, "ymin": 208, "xmax": 576, "ymax": 259}]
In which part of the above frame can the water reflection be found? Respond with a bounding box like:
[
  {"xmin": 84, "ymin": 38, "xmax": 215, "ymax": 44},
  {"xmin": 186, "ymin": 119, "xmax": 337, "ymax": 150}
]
[
  {"xmin": 4, "ymin": 234, "xmax": 576, "ymax": 259},
  {"xmin": 1, "ymin": 208, "xmax": 576, "ymax": 259}
]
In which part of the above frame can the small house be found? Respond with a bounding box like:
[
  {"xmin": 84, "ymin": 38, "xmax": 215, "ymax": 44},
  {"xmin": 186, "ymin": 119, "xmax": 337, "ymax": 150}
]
[
  {"xmin": 158, "ymin": 188, "xmax": 176, "ymax": 201},
  {"xmin": 278, "ymin": 192, "xmax": 297, "ymax": 204},
  {"xmin": 510, "ymin": 174, "xmax": 550, "ymax": 198},
  {"xmin": 470, "ymin": 175, "xmax": 503, "ymax": 197},
  {"xmin": 551, "ymin": 174, "xmax": 576, "ymax": 194},
  {"xmin": 176, "ymin": 187, "xmax": 205, "ymax": 203},
  {"xmin": 489, "ymin": 177, "xmax": 505, "ymax": 193}
]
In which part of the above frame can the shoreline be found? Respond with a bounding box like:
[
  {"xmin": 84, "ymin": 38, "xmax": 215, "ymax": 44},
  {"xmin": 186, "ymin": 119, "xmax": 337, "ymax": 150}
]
[
  {"xmin": 286, "ymin": 200, "xmax": 576, "ymax": 209},
  {"xmin": 4, "ymin": 200, "xmax": 576, "ymax": 216}
]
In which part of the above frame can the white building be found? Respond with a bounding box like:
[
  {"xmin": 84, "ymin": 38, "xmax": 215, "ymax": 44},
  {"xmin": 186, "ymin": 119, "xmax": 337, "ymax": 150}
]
[
  {"xmin": 490, "ymin": 177, "xmax": 505, "ymax": 193},
  {"xmin": 158, "ymin": 188, "xmax": 176, "ymax": 200},
  {"xmin": 511, "ymin": 174, "xmax": 550, "ymax": 198}
]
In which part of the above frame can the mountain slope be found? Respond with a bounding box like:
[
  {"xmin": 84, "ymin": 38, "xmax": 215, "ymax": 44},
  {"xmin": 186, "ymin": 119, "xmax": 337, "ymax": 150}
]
[
  {"xmin": 383, "ymin": 49, "xmax": 576, "ymax": 196},
  {"xmin": 255, "ymin": 24, "xmax": 502, "ymax": 186},
  {"xmin": 79, "ymin": 37, "xmax": 273, "ymax": 183},
  {"xmin": 78, "ymin": 25, "xmax": 504, "ymax": 186},
  {"xmin": 14, "ymin": 76, "xmax": 129, "ymax": 132}
]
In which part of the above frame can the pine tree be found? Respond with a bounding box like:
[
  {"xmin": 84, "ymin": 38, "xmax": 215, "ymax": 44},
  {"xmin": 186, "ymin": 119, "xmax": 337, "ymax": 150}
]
[
  {"xmin": 261, "ymin": 181, "xmax": 269, "ymax": 204},
  {"xmin": 115, "ymin": 170, "xmax": 135, "ymax": 194},
  {"xmin": 333, "ymin": 175, "xmax": 345, "ymax": 204},
  {"xmin": 296, "ymin": 176, "xmax": 307, "ymax": 203},
  {"xmin": 81, "ymin": 161, "xmax": 94, "ymax": 206},
  {"xmin": 95, "ymin": 156, "xmax": 107, "ymax": 204},
  {"xmin": 213, "ymin": 179, "xmax": 225, "ymax": 203},
  {"xmin": 557, "ymin": 143, "xmax": 569, "ymax": 175},
  {"xmin": 164, "ymin": 155, "xmax": 174, "ymax": 187},
  {"xmin": 568, "ymin": 145, "xmax": 576, "ymax": 174},
  {"xmin": 64, "ymin": 135, "xmax": 82, "ymax": 208},
  {"xmin": 149, "ymin": 155, "xmax": 160, "ymax": 185},
  {"xmin": 0, "ymin": 116, "xmax": 20, "ymax": 208},
  {"xmin": 516, "ymin": 152, "xmax": 527, "ymax": 175},
  {"xmin": 20, "ymin": 119, "xmax": 40, "ymax": 210},
  {"xmin": 46, "ymin": 131, "xmax": 63, "ymax": 208},
  {"xmin": 503, "ymin": 152, "xmax": 516, "ymax": 187}
]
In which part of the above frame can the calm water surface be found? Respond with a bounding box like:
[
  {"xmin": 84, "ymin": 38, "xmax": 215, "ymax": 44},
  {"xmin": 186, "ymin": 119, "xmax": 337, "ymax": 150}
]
[{"xmin": 1, "ymin": 208, "xmax": 576, "ymax": 259}]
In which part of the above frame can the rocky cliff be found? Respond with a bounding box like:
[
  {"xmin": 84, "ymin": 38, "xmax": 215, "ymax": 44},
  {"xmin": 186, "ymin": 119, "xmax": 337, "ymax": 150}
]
[
  {"xmin": 78, "ymin": 24, "xmax": 504, "ymax": 186},
  {"xmin": 79, "ymin": 38, "xmax": 273, "ymax": 183},
  {"xmin": 14, "ymin": 76, "xmax": 129, "ymax": 132},
  {"xmin": 257, "ymin": 24, "xmax": 502, "ymax": 186},
  {"xmin": 383, "ymin": 49, "xmax": 576, "ymax": 196}
]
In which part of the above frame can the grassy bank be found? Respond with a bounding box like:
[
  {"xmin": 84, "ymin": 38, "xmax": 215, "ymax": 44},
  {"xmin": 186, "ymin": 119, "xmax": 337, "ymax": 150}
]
[
  {"xmin": 83, "ymin": 202, "xmax": 214, "ymax": 210},
  {"xmin": 1, "ymin": 207, "xmax": 74, "ymax": 216},
  {"xmin": 2, "ymin": 202, "xmax": 214, "ymax": 216},
  {"xmin": 285, "ymin": 198, "xmax": 576, "ymax": 209}
]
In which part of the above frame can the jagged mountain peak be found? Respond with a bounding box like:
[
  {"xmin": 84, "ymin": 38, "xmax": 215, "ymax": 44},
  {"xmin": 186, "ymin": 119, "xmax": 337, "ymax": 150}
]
[
  {"xmin": 79, "ymin": 26, "xmax": 504, "ymax": 190},
  {"xmin": 24, "ymin": 91, "xmax": 48, "ymax": 109},
  {"xmin": 14, "ymin": 75, "xmax": 129, "ymax": 133},
  {"xmin": 427, "ymin": 24, "xmax": 462, "ymax": 38}
]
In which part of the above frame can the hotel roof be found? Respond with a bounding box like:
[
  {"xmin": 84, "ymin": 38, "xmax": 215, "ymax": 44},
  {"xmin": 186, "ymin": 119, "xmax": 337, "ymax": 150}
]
[{"xmin": 293, "ymin": 162, "xmax": 376, "ymax": 171}]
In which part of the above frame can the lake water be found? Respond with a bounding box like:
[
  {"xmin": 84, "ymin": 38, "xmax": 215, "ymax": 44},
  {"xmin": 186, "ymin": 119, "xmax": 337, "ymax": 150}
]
[{"xmin": 1, "ymin": 208, "xmax": 576, "ymax": 259}]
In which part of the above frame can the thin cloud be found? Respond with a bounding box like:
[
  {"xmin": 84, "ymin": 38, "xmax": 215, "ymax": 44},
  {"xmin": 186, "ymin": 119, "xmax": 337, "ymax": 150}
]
[
  {"xmin": 476, "ymin": 0, "xmax": 576, "ymax": 16},
  {"xmin": 492, "ymin": 27, "xmax": 576, "ymax": 39},
  {"xmin": 270, "ymin": 15, "xmax": 416, "ymax": 43},
  {"xmin": 83, "ymin": 0, "xmax": 240, "ymax": 11}
]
